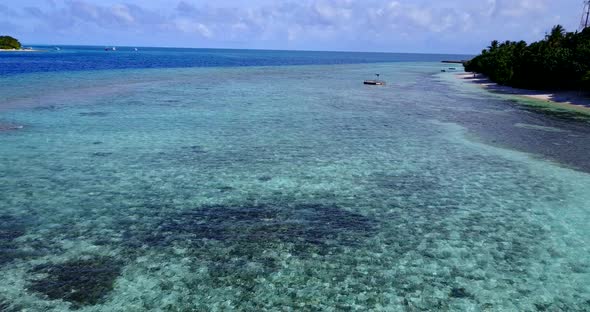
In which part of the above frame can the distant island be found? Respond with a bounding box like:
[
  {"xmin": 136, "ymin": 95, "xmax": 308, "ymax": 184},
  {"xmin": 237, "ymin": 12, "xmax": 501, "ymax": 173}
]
[
  {"xmin": 464, "ymin": 26, "xmax": 590, "ymax": 92},
  {"xmin": 0, "ymin": 36, "xmax": 22, "ymax": 50}
]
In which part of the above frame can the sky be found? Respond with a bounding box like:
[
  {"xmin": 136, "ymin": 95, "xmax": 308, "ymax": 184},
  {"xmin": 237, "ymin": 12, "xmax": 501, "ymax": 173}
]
[{"xmin": 0, "ymin": 0, "xmax": 584, "ymax": 54}]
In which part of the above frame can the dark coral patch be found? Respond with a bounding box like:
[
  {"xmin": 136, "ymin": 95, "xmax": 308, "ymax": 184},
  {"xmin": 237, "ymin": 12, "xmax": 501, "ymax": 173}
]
[
  {"xmin": 79, "ymin": 112, "xmax": 109, "ymax": 117},
  {"xmin": 0, "ymin": 298, "xmax": 12, "ymax": 312},
  {"xmin": 141, "ymin": 203, "xmax": 379, "ymax": 250},
  {"xmin": 182, "ymin": 145, "xmax": 207, "ymax": 154},
  {"xmin": 91, "ymin": 152, "xmax": 113, "ymax": 157},
  {"xmin": 295, "ymin": 204, "xmax": 378, "ymax": 244},
  {"xmin": 0, "ymin": 297, "xmax": 22, "ymax": 312},
  {"xmin": 0, "ymin": 215, "xmax": 26, "ymax": 241},
  {"xmin": 28, "ymin": 257, "xmax": 122, "ymax": 307},
  {"xmin": 33, "ymin": 105, "xmax": 57, "ymax": 111},
  {"xmin": 0, "ymin": 215, "xmax": 27, "ymax": 265},
  {"xmin": 217, "ymin": 186, "xmax": 234, "ymax": 192},
  {"xmin": 449, "ymin": 287, "xmax": 471, "ymax": 299}
]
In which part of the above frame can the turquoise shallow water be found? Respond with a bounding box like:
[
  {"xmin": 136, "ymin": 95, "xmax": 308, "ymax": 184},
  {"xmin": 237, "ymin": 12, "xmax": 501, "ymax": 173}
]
[{"xmin": 1, "ymin": 62, "xmax": 590, "ymax": 311}]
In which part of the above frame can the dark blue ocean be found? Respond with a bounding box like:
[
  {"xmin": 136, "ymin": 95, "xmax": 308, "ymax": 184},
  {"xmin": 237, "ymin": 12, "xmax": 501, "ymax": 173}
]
[{"xmin": 0, "ymin": 45, "xmax": 469, "ymax": 75}]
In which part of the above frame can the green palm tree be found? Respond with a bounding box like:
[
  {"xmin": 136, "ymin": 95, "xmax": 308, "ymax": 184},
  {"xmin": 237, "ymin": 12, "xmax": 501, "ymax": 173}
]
[
  {"xmin": 547, "ymin": 25, "xmax": 565, "ymax": 46},
  {"xmin": 488, "ymin": 40, "xmax": 499, "ymax": 52}
]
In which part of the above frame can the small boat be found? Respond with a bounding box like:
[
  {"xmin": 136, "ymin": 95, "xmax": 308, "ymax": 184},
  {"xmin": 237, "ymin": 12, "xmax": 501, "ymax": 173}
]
[
  {"xmin": 364, "ymin": 74, "xmax": 386, "ymax": 86},
  {"xmin": 364, "ymin": 80, "xmax": 386, "ymax": 85},
  {"xmin": 441, "ymin": 69, "xmax": 447, "ymax": 72},
  {"xmin": 134, "ymin": 48, "xmax": 138, "ymax": 51},
  {"xmin": 54, "ymin": 47, "xmax": 60, "ymax": 51}
]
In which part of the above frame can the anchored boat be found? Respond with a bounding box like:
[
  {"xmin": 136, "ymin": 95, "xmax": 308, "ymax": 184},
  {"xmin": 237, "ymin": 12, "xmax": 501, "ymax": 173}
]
[
  {"xmin": 364, "ymin": 80, "xmax": 386, "ymax": 85},
  {"xmin": 364, "ymin": 74, "xmax": 386, "ymax": 86}
]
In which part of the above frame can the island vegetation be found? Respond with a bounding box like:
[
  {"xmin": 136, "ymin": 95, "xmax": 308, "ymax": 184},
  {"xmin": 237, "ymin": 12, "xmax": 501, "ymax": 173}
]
[
  {"xmin": 464, "ymin": 26, "xmax": 590, "ymax": 92},
  {"xmin": 0, "ymin": 36, "xmax": 22, "ymax": 50}
]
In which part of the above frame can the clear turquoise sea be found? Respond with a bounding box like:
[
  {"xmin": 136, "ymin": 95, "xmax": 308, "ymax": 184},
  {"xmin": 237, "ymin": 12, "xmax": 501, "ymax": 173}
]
[{"xmin": 0, "ymin": 48, "xmax": 589, "ymax": 311}]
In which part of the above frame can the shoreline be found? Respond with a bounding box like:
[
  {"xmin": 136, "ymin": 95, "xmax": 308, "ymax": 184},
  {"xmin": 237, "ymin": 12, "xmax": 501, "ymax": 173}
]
[
  {"xmin": 455, "ymin": 72, "xmax": 590, "ymax": 112},
  {"xmin": 0, "ymin": 49, "xmax": 44, "ymax": 52}
]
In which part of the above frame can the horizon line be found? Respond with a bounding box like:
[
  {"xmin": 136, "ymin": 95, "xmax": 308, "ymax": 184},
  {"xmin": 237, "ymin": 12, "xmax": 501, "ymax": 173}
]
[{"xmin": 20, "ymin": 43, "xmax": 475, "ymax": 56}]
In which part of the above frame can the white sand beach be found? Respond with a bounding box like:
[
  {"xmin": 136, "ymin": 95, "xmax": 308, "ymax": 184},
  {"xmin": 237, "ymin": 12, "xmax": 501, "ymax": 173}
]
[
  {"xmin": 0, "ymin": 49, "xmax": 42, "ymax": 52},
  {"xmin": 456, "ymin": 72, "xmax": 590, "ymax": 109}
]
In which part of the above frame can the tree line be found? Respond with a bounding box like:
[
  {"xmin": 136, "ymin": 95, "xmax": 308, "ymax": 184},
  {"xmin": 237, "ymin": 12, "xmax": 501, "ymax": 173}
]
[
  {"xmin": 0, "ymin": 36, "xmax": 22, "ymax": 50},
  {"xmin": 464, "ymin": 26, "xmax": 590, "ymax": 91}
]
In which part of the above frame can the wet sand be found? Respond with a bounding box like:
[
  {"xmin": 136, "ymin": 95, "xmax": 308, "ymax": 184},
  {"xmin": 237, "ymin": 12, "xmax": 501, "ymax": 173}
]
[{"xmin": 456, "ymin": 72, "xmax": 590, "ymax": 110}]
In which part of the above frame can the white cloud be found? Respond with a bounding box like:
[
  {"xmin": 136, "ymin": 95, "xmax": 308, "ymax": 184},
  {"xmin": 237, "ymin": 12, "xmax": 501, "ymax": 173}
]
[
  {"xmin": 485, "ymin": 0, "xmax": 497, "ymax": 17},
  {"xmin": 111, "ymin": 4, "xmax": 134, "ymax": 24},
  {"xmin": 175, "ymin": 18, "xmax": 212, "ymax": 37},
  {"xmin": 12, "ymin": 0, "xmax": 576, "ymax": 53},
  {"xmin": 497, "ymin": 0, "xmax": 547, "ymax": 17}
]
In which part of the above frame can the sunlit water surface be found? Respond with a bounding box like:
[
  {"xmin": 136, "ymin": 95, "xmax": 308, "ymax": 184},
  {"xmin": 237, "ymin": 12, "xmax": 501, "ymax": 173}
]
[{"xmin": 1, "ymin": 53, "xmax": 589, "ymax": 311}]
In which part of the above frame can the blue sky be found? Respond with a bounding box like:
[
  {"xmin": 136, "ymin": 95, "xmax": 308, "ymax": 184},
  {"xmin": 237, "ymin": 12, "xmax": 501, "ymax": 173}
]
[{"xmin": 0, "ymin": 0, "xmax": 583, "ymax": 54}]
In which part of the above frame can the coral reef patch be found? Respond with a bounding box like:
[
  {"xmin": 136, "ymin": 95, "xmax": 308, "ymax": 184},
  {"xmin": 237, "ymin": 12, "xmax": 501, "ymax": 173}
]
[
  {"xmin": 0, "ymin": 215, "xmax": 27, "ymax": 265},
  {"xmin": 28, "ymin": 257, "xmax": 123, "ymax": 307},
  {"xmin": 125, "ymin": 203, "xmax": 379, "ymax": 253}
]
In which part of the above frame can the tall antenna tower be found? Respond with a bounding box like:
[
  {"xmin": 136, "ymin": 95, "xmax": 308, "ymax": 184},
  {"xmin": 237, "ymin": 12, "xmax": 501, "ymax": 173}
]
[{"xmin": 581, "ymin": 1, "xmax": 590, "ymax": 31}]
